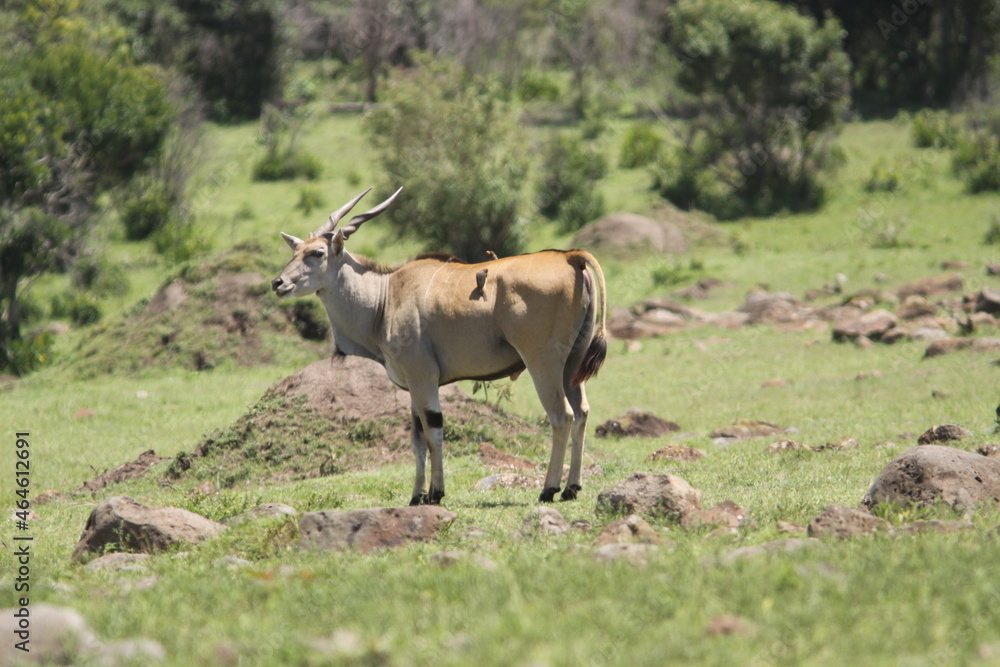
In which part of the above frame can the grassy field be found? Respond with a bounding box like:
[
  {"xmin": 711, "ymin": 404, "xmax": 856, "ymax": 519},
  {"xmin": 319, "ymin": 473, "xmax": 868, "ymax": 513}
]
[{"xmin": 2, "ymin": 113, "xmax": 1000, "ymax": 665}]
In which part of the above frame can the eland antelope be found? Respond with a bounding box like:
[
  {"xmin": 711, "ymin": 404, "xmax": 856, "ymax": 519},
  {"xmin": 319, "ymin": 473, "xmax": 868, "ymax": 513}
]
[{"xmin": 272, "ymin": 187, "xmax": 607, "ymax": 505}]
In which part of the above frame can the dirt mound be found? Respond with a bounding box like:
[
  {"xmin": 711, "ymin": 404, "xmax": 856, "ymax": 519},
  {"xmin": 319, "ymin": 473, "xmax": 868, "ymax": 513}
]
[
  {"xmin": 572, "ymin": 213, "xmax": 689, "ymax": 254},
  {"xmin": 77, "ymin": 450, "xmax": 168, "ymax": 494},
  {"xmin": 166, "ymin": 356, "xmax": 544, "ymax": 488},
  {"xmin": 66, "ymin": 242, "xmax": 329, "ymax": 376}
]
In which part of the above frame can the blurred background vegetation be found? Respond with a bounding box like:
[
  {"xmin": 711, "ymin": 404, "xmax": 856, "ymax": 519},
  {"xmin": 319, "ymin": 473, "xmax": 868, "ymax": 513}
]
[{"xmin": 3, "ymin": 0, "xmax": 1000, "ymax": 375}]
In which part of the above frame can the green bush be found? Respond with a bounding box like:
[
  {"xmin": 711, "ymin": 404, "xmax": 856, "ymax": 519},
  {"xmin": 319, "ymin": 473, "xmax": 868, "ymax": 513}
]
[
  {"xmin": 660, "ymin": 0, "xmax": 850, "ymax": 219},
  {"xmin": 911, "ymin": 109, "xmax": 958, "ymax": 149},
  {"xmin": 864, "ymin": 161, "xmax": 902, "ymax": 193},
  {"xmin": 537, "ymin": 133, "xmax": 607, "ymax": 232},
  {"xmin": 954, "ymin": 133, "xmax": 1000, "ymax": 193},
  {"xmin": 120, "ymin": 180, "xmax": 175, "ymax": 240},
  {"xmin": 293, "ymin": 187, "xmax": 326, "ymax": 216},
  {"xmin": 1, "ymin": 330, "xmax": 54, "ymax": 376},
  {"xmin": 516, "ymin": 70, "xmax": 561, "ymax": 102},
  {"xmin": 252, "ymin": 149, "xmax": 323, "ymax": 182},
  {"xmin": 50, "ymin": 291, "xmax": 102, "ymax": 327},
  {"xmin": 364, "ymin": 59, "xmax": 528, "ymax": 260},
  {"xmin": 72, "ymin": 257, "xmax": 130, "ymax": 297},
  {"xmin": 620, "ymin": 122, "xmax": 663, "ymax": 169}
]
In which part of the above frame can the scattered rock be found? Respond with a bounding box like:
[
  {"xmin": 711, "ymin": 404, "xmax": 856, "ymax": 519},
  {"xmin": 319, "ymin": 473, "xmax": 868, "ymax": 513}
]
[
  {"xmin": 478, "ymin": 443, "xmax": 538, "ymax": 473},
  {"xmin": 975, "ymin": 287, "xmax": 1000, "ymax": 315},
  {"xmin": 895, "ymin": 273, "xmax": 963, "ymax": 299},
  {"xmin": 647, "ymin": 444, "xmax": 704, "ymax": 462},
  {"xmin": 596, "ymin": 514, "xmax": 663, "ymax": 546},
  {"xmin": 705, "ymin": 614, "xmax": 753, "ymax": 636},
  {"xmin": 684, "ymin": 500, "xmax": 750, "ymax": 530},
  {"xmin": 0, "ymin": 603, "xmax": 164, "ymax": 667},
  {"xmin": 298, "ymin": 506, "xmax": 456, "ymax": 553},
  {"xmin": 896, "ymin": 295, "xmax": 938, "ymax": 320},
  {"xmin": 721, "ymin": 538, "xmax": 821, "ymax": 564},
  {"xmin": 595, "ymin": 409, "xmax": 681, "ymax": 438},
  {"xmin": 832, "ymin": 309, "xmax": 898, "ymax": 342},
  {"xmin": 738, "ymin": 289, "xmax": 814, "ymax": 325},
  {"xmin": 225, "ymin": 503, "xmax": 298, "ymax": 526},
  {"xmin": 474, "ymin": 473, "xmax": 543, "ymax": 490},
  {"xmin": 76, "ymin": 450, "xmax": 168, "ymax": 494},
  {"xmin": 987, "ymin": 263, "xmax": 1000, "ymax": 276},
  {"xmin": 761, "ymin": 378, "xmax": 789, "ymax": 388},
  {"xmin": 978, "ymin": 444, "xmax": 1000, "ymax": 458},
  {"xmin": 516, "ymin": 507, "xmax": 569, "ymax": 538},
  {"xmin": 215, "ymin": 555, "xmax": 252, "ymax": 570},
  {"xmin": 766, "ymin": 439, "xmax": 811, "ymax": 454},
  {"xmin": 73, "ymin": 408, "xmax": 96, "ymax": 420},
  {"xmin": 924, "ymin": 336, "xmax": 1000, "ymax": 358},
  {"xmin": 429, "ymin": 550, "xmax": 498, "ymax": 571},
  {"xmin": 592, "ymin": 543, "xmax": 661, "ymax": 566},
  {"xmin": 897, "ymin": 520, "xmax": 975, "ymax": 535},
  {"xmin": 571, "ymin": 213, "xmax": 689, "ymax": 254},
  {"xmin": 711, "ymin": 419, "xmax": 793, "ymax": 443},
  {"xmin": 861, "ymin": 445, "xmax": 1000, "ymax": 510},
  {"xmin": 917, "ymin": 424, "xmax": 972, "ymax": 445},
  {"xmin": 941, "ymin": 260, "xmax": 969, "ymax": 270},
  {"xmin": 82, "ymin": 553, "xmax": 151, "ymax": 572},
  {"xmin": 776, "ymin": 520, "xmax": 807, "ymax": 535},
  {"xmin": 807, "ymin": 505, "xmax": 891, "ymax": 539},
  {"xmin": 596, "ymin": 472, "xmax": 702, "ymax": 522},
  {"xmin": 817, "ymin": 437, "xmax": 859, "ymax": 452},
  {"xmin": 855, "ymin": 370, "xmax": 883, "ymax": 380},
  {"xmin": 72, "ymin": 496, "xmax": 225, "ymax": 563}
]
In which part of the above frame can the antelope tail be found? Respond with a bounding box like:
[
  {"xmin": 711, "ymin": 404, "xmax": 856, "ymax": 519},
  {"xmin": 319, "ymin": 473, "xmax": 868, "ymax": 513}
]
[{"xmin": 571, "ymin": 252, "xmax": 608, "ymax": 387}]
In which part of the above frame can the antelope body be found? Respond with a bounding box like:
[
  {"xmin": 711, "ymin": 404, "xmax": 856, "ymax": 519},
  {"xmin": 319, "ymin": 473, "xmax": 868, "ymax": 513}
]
[{"xmin": 272, "ymin": 188, "xmax": 607, "ymax": 505}]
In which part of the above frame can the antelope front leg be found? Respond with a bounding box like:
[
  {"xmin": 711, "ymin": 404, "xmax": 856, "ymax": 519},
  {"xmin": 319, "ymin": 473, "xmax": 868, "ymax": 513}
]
[
  {"xmin": 409, "ymin": 410, "xmax": 428, "ymax": 506},
  {"xmin": 409, "ymin": 389, "xmax": 445, "ymax": 505}
]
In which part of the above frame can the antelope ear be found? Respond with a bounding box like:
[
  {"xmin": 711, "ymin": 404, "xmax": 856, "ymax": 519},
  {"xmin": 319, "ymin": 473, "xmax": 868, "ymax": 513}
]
[
  {"xmin": 326, "ymin": 230, "xmax": 344, "ymax": 255},
  {"xmin": 281, "ymin": 232, "xmax": 303, "ymax": 251}
]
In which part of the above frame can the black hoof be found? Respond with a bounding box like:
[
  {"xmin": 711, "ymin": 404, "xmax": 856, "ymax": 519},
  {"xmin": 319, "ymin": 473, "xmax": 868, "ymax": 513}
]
[
  {"xmin": 560, "ymin": 484, "xmax": 582, "ymax": 501},
  {"xmin": 411, "ymin": 490, "xmax": 445, "ymax": 506},
  {"xmin": 539, "ymin": 487, "xmax": 559, "ymax": 503}
]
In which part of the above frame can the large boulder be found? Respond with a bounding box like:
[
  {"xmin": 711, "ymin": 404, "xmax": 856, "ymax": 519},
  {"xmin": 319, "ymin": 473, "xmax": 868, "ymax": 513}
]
[
  {"xmin": 861, "ymin": 445, "xmax": 1000, "ymax": 510},
  {"xmin": 807, "ymin": 505, "xmax": 891, "ymax": 538},
  {"xmin": 72, "ymin": 496, "xmax": 224, "ymax": 563},
  {"xmin": 832, "ymin": 309, "xmax": 898, "ymax": 342},
  {"xmin": 595, "ymin": 472, "xmax": 702, "ymax": 522},
  {"xmin": 571, "ymin": 213, "xmax": 688, "ymax": 254},
  {"xmin": 297, "ymin": 506, "xmax": 456, "ymax": 553}
]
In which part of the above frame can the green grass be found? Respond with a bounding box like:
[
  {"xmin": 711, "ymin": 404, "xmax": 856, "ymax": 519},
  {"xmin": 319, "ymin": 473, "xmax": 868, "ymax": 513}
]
[{"xmin": 3, "ymin": 114, "xmax": 1000, "ymax": 666}]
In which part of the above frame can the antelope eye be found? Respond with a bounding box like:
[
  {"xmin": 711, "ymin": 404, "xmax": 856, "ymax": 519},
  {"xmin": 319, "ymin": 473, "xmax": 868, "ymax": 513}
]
[{"xmin": 308, "ymin": 250, "xmax": 325, "ymax": 259}]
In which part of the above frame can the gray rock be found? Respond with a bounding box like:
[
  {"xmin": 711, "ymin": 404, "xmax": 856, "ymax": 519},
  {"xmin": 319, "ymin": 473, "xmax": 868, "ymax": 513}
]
[
  {"xmin": 683, "ymin": 500, "xmax": 751, "ymax": 529},
  {"xmin": 516, "ymin": 507, "xmax": 569, "ymax": 538},
  {"xmin": 297, "ymin": 506, "xmax": 456, "ymax": 553},
  {"xmin": 596, "ymin": 515, "xmax": 663, "ymax": 546},
  {"xmin": 897, "ymin": 520, "xmax": 975, "ymax": 535},
  {"xmin": 721, "ymin": 538, "xmax": 821, "ymax": 564},
  {"xmin": 808, "ymin": 505, "xmax": 891, "ymax": 538},
  {"xmin": 917, "ymin": 424, "xmax": 972, "ymax": 445},
  {"xmin": 72, "ymin": 496, "xmax": 224, "ymax": 563},
  {"xmin": 225, "ymin": 503, "xmax": 297, "ymax": 526},
  {"xmin": 862, "ymin": 445, "xmax": 1000, "ymax": 510},
  {"xmin": 975, "ymin": 286, "xmax": 1000, "ymax": 315},
  {"xmin": 832, "ymin": 309, "xmax": 898, "ymax": 342},
  {"xmin": 0, "ymin": 603, "xmax": 164, "ymax": 667},
  {"xmin": 596, "ymin": 472, "xmax": 702, "ymax": 522},
  {"xmin": 592, "ymin": 543, "xmax": 661, "ymax": 566},
  {"xmin": 82, "ymin": 553, "xmax": 150, "ymax": 572}
]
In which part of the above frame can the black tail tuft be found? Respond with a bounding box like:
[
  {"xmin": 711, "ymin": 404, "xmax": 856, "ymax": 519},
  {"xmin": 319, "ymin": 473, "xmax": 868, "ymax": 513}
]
[{"xmin": 570, "ymin": 332, "xmax": 607, "ymax": 387}]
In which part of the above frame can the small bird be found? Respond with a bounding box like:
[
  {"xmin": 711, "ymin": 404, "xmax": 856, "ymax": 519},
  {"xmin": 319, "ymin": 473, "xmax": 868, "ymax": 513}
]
[
  {"xmin": 474, "ymin": 268, "xmax": 488, "ymax": 301},
  {"xmin": 486, "ymin": 250, "xmax": 498, "ymax": 261}
]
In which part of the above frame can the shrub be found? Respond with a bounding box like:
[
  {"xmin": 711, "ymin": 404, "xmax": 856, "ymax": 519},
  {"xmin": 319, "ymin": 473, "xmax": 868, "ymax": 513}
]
[
  {"xmin": 252, "ymin": 149, "xmax": 323, "ymax": 182},
  {"xmin": 660, "ymin": 0, "xmax": 850, "ymax": 219},
  {"xmin": 50, "ymin": 291, "xmax": 102, "ymax": 327},
  {"xmin": 72, "ymin": 257, "xmax": 130, "ymax": 297},
  {"xmin": 864, "ymin": 161, "xmax": 901, "ymax": 193},
  {"xmin": 620, "ymin": 122, "xmax": 663, "ymax": 169},
  {"xmin": 120, "ymin": 180, "xmax": 175, "ymax": 240},
  {"xmin": 517, "ymin": 70, "xmax": 561, "ymax": 102},
  {"xmin": 364, "ymin": 59, "xmax": 528, "ymax": 260},
  {"xmin": 911, "ymin": 109, "xmax": 958, "ymax": 149},
  {"xmin": 954, "ymin": 133, "xmax": 1000, "ymax": 193},
  {"xmin": 537, "ymin": 133, "xmax": 607, "ymax": 232}
]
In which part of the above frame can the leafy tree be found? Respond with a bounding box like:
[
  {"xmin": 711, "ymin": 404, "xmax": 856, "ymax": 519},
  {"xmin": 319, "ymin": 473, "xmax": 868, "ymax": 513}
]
[
  {"xmin": 655, "ymin": 0, "xmax": 850, "ymax": 219},
  {"xmin": 783, "ymin": 0, "xmax": 1000, "ymax": 113},
  {"xmin": 537, "ymin": 132, "xmax": 607, "ymax": 232},
  {"xmin": 364, "ymin": 60, "xmax": 528, "ymax": 260},
  {"xmin": 0, "ymin": 1, "xmax": 174, "ymax": 373}
]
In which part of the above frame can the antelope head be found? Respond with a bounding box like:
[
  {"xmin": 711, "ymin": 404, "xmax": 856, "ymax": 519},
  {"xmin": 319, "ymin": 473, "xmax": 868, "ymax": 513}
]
[{"xmin": 271, "ymin": 186, "xmax": 403, "ymax": 298}]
